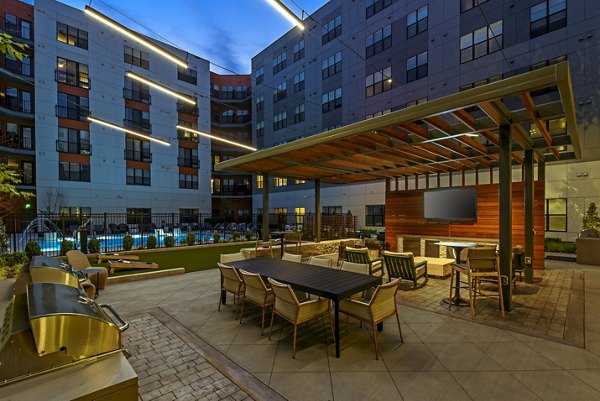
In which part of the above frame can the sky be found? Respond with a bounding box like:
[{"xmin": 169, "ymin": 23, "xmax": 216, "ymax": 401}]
[{"xmin": 48, "ymin": 0, "xmax": 327, "ymax": 74}]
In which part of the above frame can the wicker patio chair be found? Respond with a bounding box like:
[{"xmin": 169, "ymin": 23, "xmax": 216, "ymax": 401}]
[
  {"xmin": 217, "ymin": 263, "xmax": 245, "ymax": 319},
  {"xmin": 239, "ymin": 269, "xmax": 274, "ymax": 335}
]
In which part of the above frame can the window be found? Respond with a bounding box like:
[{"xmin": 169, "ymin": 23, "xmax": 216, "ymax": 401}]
[
  {"xmin": 211, "ymin": 178, "xmax": 220, "ymax": 193},
  {"xmin": 294, "ymin": 207, "xmax": 305, "ymax": 224},
  {"xmin": 255, "ymin": 66, "xmax": 264, "ymax": 85},
  {"xmin": 5, "ymin": 54, "xmax": 31, "ymax": 77},
  {"xmin": 257, "ymin": 121, "xmax": 265, "ymax": 137},
  {"xmin": 124, "ymin": 107, "xmax": 151, "ymax": 132},
  {"xmin": 57, "ymin": 92, "xmax": 88, "ymax": 120},
  {"xmin": 365, "ymin": 108, "xmax": 391, "ymax": 119},
  {"xmin": 366, "ymin": 25, "xmax": 391, "ymax": 58},
  {"xmin": 531, "ymin": 0, "xmax": 567, "ymax": 38},
  {"xmin": 124, "ymin": 76, "xmax": 150, "ymax": 103},
  {"xmin": 273, "ymin": 51, "xmax": 287, "ymax": 74},
  {"xmin": 546, "ymin": 198, "xmax": 566, "ymax": 231},
  {"xmin": 294, "ymin": 104, "xmax": 305, "ymax": 123},
  {"xmin": 323, "ymin": 206, "xmax": 342, "ymax": 214},
  {"xmin": 293, "ymin": 72, "xmax": 305, "ymax": 92},
  {"xmin": 20, "ymin": 20, "xmax": 31, "ymax": 40},
  {"xmin": 322, "ymin": 15, "xmax": 342, "ymax": 45},
  {"xmin": 60, "ymin": 206, "xmax": 91, "ymax": 217},
  {"xmin": 293, "ymin": 39, "xmax": 305, "ymax": 61},
  {"xmin": 178, "ymin": 147, "xmax": 199, "ymax": 168},
  {"xmin": 256, "ymin": 175, "xmax": 263, "ymax": 189},
  {"xmin": 461, "ymin": 0, "xmax": 489, "ymax": 12},
  {"xmin": 220, "ymin": 85, "xmax": 234, "ymax": 99},
  {"xmin": 57, "ymin": 127, "xmax": 91, "ymax": 155},
  {"xmin": 177, "ymin": 66, "xmax": 197, "ymax": 85},
  {"xmin": 273, "ymin": 81, "xmax": 287, "ymax": 102},
  {"xmin": 460, "ymin": 20, "xmax": 503, "ymax": 63},
  {"xmin": 222, "ymin": 178, "xmax": 234, "ymax": 193},
  {"xmin": 366, "ymin": 0, "xmax": 392, "ymax": 18},
  {"xmin": 366, "ymin": 67, "xmax": 392, "ymax": 97},
  {"xmin": 295, "ymin": 179, "xmax": 306, "ymax": 185},
  {"xmin": 59, "ymin": 161, "xmax": 90, "ymax": 182},
  {"xmin": 5, "ymin": 14, "xmax": 32, "ymax": 40},
  {"xmin": 274, "ymin": 177, "xmax": 288, "ymax": 187},
  {"xmin": 407, "ymin": 6, "xmax": 428, "ymax": 38},
  {"xmin": 57, "ymin": 57, "xmax": 89, "ymax": 89},
  {"xmin": 407, "ymin": 51, "xmax": 428, "ymax": 82},
  {"xmin": 235, "ymin": 85, "xmax": 249, "ymax": 99},
  {"xmin": 57, "ymin": 22, "xmax": 88, "ymax": 49},
  {"xmin": 322, "ymin": 88, "xmax": 342, "ymax": 113},
  {"xmin": 274, "ymin": 207, "xmax": 288, "ymax": 217},
  {"xmin": 256, "ymin": 94, "xmax": 264, "ymax": 111},
  {"xmin": 322, "ymin": 51, "xmax": 342, "ymax": 79},
  {"xmin": 459, "ymin": 74, "xmax": 502, "ymax": 91},
  {"xmin": 180, "ymin": 208, "xmax": 199, "ymax": 223},
  {"xmin": 124, "ymin": 45, "xmax": 149, "ymax": 69},
  {"xmin": 273, "ymin": 112, "xmax": 287, "ymax": 131},
  {"xmin": 179, "ymin": 173, "xmax": 198, "ymax": 189},
  {"xmin": 126, "ymin": 208, "xmax": 151, "ymax": 224},
  {"xmin": 125, "ymin": 138, "xmax": 152, "ymax": 162},
  {"xmin": 366, "ymin": 205, "xmax": 385, "ymax": 226},
  {"xmin": 126, "ymin": 168, "xmax": 151, "ymax": 186}
]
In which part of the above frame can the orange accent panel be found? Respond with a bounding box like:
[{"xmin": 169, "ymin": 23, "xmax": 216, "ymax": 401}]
[
  {"xmin": 210, "ymin": 72, "xmax": 251, "ymax": 86},
  {"xmin": 124, "ymin": 99, "xmax": 150, "ymax": 112},
  {"xmin": 179, "ymin": 167, "xmax": 197, "ymax": 175},
  {"xmin": 126, "ymin": 161, "xmax": 150, "ymax": 170},
  {"xmin": 57, "ymin": 83, "xmax": 89, "ymax": 97},
  {"xmin": 178, "ymin": 139, "xmax": 197, "ymax": 149},
  {"xmin": 58, "ymin": 118, "xmax": 89, "ymax": 130},
  {"xmin": 178, "ymin": 113, "xmax": 197, "ymax": 123},
  {"xmin": 59, "ymin": 153, "xmax": 90, "ymax": 163}
]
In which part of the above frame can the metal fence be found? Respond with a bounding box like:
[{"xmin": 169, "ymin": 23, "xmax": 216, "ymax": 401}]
[{"xmin": 2, "ymin": 212, "xmax": 358, "ymax": 255}]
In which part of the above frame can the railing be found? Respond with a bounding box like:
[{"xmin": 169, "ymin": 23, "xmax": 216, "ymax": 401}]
[
  {"xmin": 4, "ymin": 58, "xmax": 32, "ymax": 77},
  {"xmin": 123, "ymin": 118, "xmax": 151, "ymax": 133},
  {"xmin": 123, "ymin": 88, "xmax": 151, "ymax": 104},
  {"xmin": 56, "ymin": 140, "xmax": 92, "ymax": 155},
  {"xmin": 177, "ymin": 129, "xmax": 199, "ymax": 143},
  {"xmin": 176, "ymin": 101, "xmax": 199, "ymax": 116},
  {"xmin": 56, "ymin": 70, "xmax": 90, "ymax": 89},
  {"xmin": 0, "ymin": 132, "xmax": 33, "ymax": 149},
  {"xmin": 4, "ymin": 97, "xmax": 33, "ymax": 114},
  {"xmin": 1, "ymin": 20, "xmax": 32, "ymax": 41},
  {"xmin": 177, "ymin": 156, "xmax": 199, "ymax": 168},
  {"xmin": 56, "ymin": 105, "xmax": 88, "ymax": 120},
  {"xmin": 124, "ymin": 149, "xmax": 152, "ymax": 162}
]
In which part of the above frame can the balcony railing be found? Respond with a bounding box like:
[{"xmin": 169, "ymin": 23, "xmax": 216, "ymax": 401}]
[
  {"xmin": 124, "ymin": 119, "xmax": 152, "ymax": 133},
  {"xmin": 177, "ymin": 101, "xmax": 199, "ymax": 116},
  {"xmin": 56, "ymin": 105, "xmax": 88, "ymax": 121},
  {"xmin": 177, "ymin": 129, "xmax": 199, "ymax": 143},
  {"xmin": 124, "ymin": 149, "xmax": 152, "ymax": 163},
  {"xmin": 177, "ymin": 156, "xmax": 199, "ymax": 168},
  {"xmin": 1, "ymin": 21, "xmax": 32, "ymax": 41},
  {"xmin": 19, "ymin": 171, "xmax": 34, "ymax": 186},
  {"xmin": 0, "ymin": 132, "xmax": 33, "ymax": 150},
  {"xmin": 56, "ymin": 70, "xmax": 90, "ymax": 89},
  {"xmin": 123, "ymin": 88, "xmax": 151, "ymax": 104},
  {"xmin": 56, "ymin": 140, "xmax": 92, "ymax": 155},
  {"xmin": 4, "ymin": 97, "xmax": 33, "ymax": 114},
  {"xmin": 4, "ymin": 59, "xmax": 32, "ymax": 77}
]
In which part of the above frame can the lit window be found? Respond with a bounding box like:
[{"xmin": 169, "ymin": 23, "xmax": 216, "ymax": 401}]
[
  {"xmin": 257, "ymin": 175, "xmax": 263, "ymax": 189},
  {"xmin": 546, "ymin": 198, "xmax": 566, "ymax": 232}
]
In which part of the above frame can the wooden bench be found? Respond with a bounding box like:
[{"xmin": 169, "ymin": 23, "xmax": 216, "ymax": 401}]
[
  {"xmin": 107, "ymin": 260, "xmax": 158, "ymax": 274},
  {"xmin": 413, "ymin": 257, "xmax": 455, "ymax": 278},
  {"xmin": 97, "ymin": 253, "xmax": 140, "ymax": 264}
]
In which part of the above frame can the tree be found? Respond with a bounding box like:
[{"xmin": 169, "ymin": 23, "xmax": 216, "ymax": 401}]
[
  {"xmin": 0, "ymin": 33, "xmax": 28, "ymax": 61},
  {"xmin": 583, "ymin": 202, "xmax": 600, "ymax": 234}
]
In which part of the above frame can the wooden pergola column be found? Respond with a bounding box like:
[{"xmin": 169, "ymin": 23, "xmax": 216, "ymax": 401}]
[
  {"xmin": 499, "ymin": 125, "xmax": 512, "ymax": 311},
  {"xmin": 315, "ymin": 179, "xmax": 321, "ymax": 242},
  {"xmin": 524, "ymin": 150, "xmax": 535, "ymax": 283},
  {"xmin": 262, "ymin": 173, "xmax": 270, "ymax": 241}
]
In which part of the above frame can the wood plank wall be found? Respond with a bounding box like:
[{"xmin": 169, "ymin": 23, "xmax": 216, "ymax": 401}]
[{"xmin": 385, "ymin": 182, "xmax": 545, "ymax": 269}]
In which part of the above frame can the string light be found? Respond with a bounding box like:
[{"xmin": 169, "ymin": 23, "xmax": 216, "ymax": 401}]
[
  {"xmin": 127, "ymin": 71, "xmax": 196, "ymax": 105},
  {"xmin": 88, "ymin": 116, "xmax": 171, "ymax": 146},
  {"xmin": 176, "ymin": 125, "xmax": 256, "ymax": 152}
]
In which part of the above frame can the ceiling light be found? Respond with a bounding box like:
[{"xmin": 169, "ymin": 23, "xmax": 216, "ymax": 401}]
[
  {"xmin": 84, "ymin": 6, "xmax": 188, "ymax": 68},
  {"xmin": 265, "ymin": 0, "xmax": 304, "ymax": 30},
  {"xmin": 88, "ymin": 116, "xmax": 171, "ymax": 146},
  {"xmin": 176, "ymin": 125, "xmax": 256, "ymax": 152},
  {"xmin": 127, "ymin": 71, "xmax": 196, "ymax": 105}
]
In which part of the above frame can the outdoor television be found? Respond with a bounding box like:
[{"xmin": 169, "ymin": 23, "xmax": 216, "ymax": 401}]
[{"xmin": 423, "ymin": 188, "xmax": 477, "ymax": 222}]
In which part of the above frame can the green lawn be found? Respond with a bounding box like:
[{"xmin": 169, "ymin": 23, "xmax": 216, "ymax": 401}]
[{"xmin": 90, "ymin": 243, "xmax": 250, "ymax": 276}]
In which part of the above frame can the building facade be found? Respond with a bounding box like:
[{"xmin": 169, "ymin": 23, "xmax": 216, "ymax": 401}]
[
  {"xmin": 209, "ymin": 73, "xmax": 253, "ymax": 222},
  {"xmin": 252, "ymin": 0, "xmax": 600, "ymax": 240},
  {"xmin": 33, "ymin": 0, "xmax": 212, "ymax": 219}
]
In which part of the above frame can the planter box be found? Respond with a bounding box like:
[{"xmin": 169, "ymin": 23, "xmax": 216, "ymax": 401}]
[{"xmin": 576, "ymin": 238, "xmax": 600, "ymax": 265}]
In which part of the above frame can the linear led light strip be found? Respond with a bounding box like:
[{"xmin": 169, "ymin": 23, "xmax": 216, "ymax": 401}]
[
  {"xmin": 265, "ymin": 0, "xmax": 304, "ymax": 30},
  {"xmin": 84, "ymin": 6, "xmax": 188, "ymax": 68},
  {"xmin": 88, "ymin": 116, "xmax": 171, "ymax": 146},
  {"xmin": 127, "ymin": 71, "xmax": 196, "ymax": 105},
  {"xmin": 176, "ymin": 125, "xmax": 257, "ymax": 152}
]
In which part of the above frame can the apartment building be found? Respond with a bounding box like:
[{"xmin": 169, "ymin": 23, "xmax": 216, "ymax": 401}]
[
  {"xmin": 33, "ymin": 0, "xmax": 211, "ymax": 218},
  {"xmin": 210, "ymin": 73, "xmax": 253, "ymax": 221},
  {"xmin": 252, "ymin": 0, "xmax": 600, "ymax": 240},
  {"xmin": 0, "ymin": 0, "xmax": 35, "ymax": 217}
]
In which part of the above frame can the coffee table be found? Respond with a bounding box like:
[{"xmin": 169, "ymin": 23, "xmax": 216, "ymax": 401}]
[{"xmin": 435, "ymin": 241, "xmax": 477, "ymax": 306}]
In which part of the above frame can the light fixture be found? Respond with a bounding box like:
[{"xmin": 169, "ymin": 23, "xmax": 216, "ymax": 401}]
[
  {"xmin": 418, "ymin": 132, "xmax": 478, "ymax": 144},
  {"xmin": 265, "ymin": 0, "xmax": 304, "ymax": 30},
  {"xmin": 127, "ymin": 71, "xmax": 196, "ymax": 105},
  {"xmin": 88, "ymin": 116, "xmax": 171, "ymax": 146},
  {"xmin": 84, "ymin": 6, "xmax": 188, "ymax": 68},
  {"xmin": 176, "ymin": 125, "xmax": 256, "ymax": 152}
]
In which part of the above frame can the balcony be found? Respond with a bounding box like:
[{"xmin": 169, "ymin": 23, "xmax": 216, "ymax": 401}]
[
  {"xmin": 0, "ymin": 97, "xmax": 33, "ymax": 119},
  {"xmin": 0, "ymin": 21, "xmax": 32, "ymax": 43},
  {"xmin": 212, "ymin": 184, "xmax": 252, "ymax": 197},
  {"xmin": 56, "ymin": 105, "xmax": 88, "ymax": 121},
  {"xmin": 177, "ymin": 129, "xmax": 199, "ymax": 143},
  {"xmin": 124, "ymin": 149, "xmax": 152, "ymax": 163},
  {"xmin": 3, "ymin": 58, "xmax": 32, "ymax": 78},
  {"xmin": 177, "ymin": 101, "xmax": 199, "ymax": 116},
  {"xmin": 0, "ymin": 131, "xmax": 33, "ymax": 151},
  {"xmin": 56, "ymin": 140, "xmax": 92, "ymax": 155},
  {"xmin": 177, "ymin": 156, "xmax": 199, "ymax": 168},
  {"xmin": 56, "ymin": 70, "xmax": 90, "ymax": 89},
  {"xmin": 18, "ymin": 170, "xmax": 35, "ymax": 186},
  {"xmin": 212, "ymin": 115, "xmax": 252, "ymax": 128},
  {"xmin": 124, "ymin": 119, "xmax": 152, "ymax": 133},
  {"xmin": 123, "ymin": 88, "xmax": 151, "ymax": 104}
]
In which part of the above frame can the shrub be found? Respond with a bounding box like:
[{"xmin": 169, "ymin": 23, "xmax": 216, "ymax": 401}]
[
  {"xmin": 25, "ymin": 241, "xmax": 42, "ymax": 260},
  {"xmin": 164, "ymin": 236, "xmax": 175, "ymax": 248},
  {"xmin": 0, "ymin": 263, "xmax": 23, "ymax": 279},
  {"xmin": 186, "ymin": 233, "xmax": 195, "ymax": 246},
  {"xmin": 147, "ymin": 235, "xmax": 157, "ymax": 249},
  {"xmin": 122, "ymin": 235, "xmax": 134, "ymax": 251},
  {"xmin": 232, "ymin": 231, "xmax": 241, "ymax": 241},
  {"xmin": 583, "ymin": 202, "xmax": 600, "ymax": 234},
  {"xmin": 88, "ymin": 238, "xmax": 101, "ymax": 254},
  {"xmin": 245, "ymin": 228, "xmax": 252, "ymax": 241},
  {"xmin": 545, "ymin": 239, "xmax": 577, "ymax": 253},
  {"xmin": 60, "ymin": 240, "xmax": 73, "ymax": 256},
  {"xmin": 213, "ymin": 232, "xmax": 221, "ymax": 243},
  {"xmin": 4, "ymin": 252, "xmax": 27, "ymax": 266}
]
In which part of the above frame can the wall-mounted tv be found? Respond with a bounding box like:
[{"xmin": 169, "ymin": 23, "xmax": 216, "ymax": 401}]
[{"xmin": 424, "ymin": 188, "xmax": 477, "ymax": 222}]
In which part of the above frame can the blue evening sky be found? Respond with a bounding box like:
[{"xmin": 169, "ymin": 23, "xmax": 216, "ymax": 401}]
[{"xmin": 46, "ymin": 0, "xmax": 327, "ymax": 74}]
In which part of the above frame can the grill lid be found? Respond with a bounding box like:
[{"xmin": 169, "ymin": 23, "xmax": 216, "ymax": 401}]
[{"xmin": 27, "ymin": 282, "xmax": 104, "ymax": 320}]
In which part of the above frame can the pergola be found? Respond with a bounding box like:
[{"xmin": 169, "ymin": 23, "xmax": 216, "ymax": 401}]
[{"xmin": 215, "ymin": 62, "xmax": 580, "ymax": 310}]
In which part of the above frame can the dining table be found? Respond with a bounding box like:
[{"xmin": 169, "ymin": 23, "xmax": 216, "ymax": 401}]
[
  {"xmin": 436, "ymin": 241, "xmax": 477, "ymax": 306},
  {"xmin": 228, "ymin": 258, "xmax": 381, "ymax": 357}
]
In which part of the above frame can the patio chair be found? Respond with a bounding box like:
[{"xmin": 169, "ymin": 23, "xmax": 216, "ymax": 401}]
[
  {"xmin": 268, "ymin": 278, "xmax": 334, "ymax": 358},
  {"xmin": 282, "ymin": 252, "xmax": 302, "ymax": 263},
  {"xmin": 217, "ymin": 263, "xmax": 245, "ymax": 319},
  {"xmin": 308, "ymin": 256, "xmax": 332, "ymax": 268},
  {"xmin": 383, "ymin": 251, "xmax": 428, "ymax": 289},
  {"xmin": 220, "ymin": 252, "xmax": 245, "ymax": 264},
  {"xmin": 117, "ymin": 223, "xmax": 129, "ymax": 234},
  {"xmin": 345, "ymin": 247, "xmax": 383, "ymax": 277},
  {"xmin": 449, "ymin": 247, "xmax": 505, "ymax": 319},
  {"xmin": 283, "ymin": 232, "xmax": 302, "ymax": 254},
  {"xmin": 338, "ymin": 240, "xmax": 356, "ymax": 263},
  {"xmin": 340, "ymin": 279, "xmax": 403, "ymax": 360},
  {"xmin": 255, "ymin": 239, "xmax": 274, "ymax": 258},
  {"xmin": 340, "ymin": 261, "xmax": 369, "ymax": 275},
  {"xmin": 66, "ymin": 250, "xmax": 108, "ymax": 290},
  {"xmin": 239, "ymin": 269, "xmax": 274, "ymax": 335}
]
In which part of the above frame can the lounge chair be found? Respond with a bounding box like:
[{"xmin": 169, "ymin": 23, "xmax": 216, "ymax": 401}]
[
  {"xmin": 66, "ymin": 249, "xmax": 108, "ymax": 290},
  {"xmin": 383, "ymin": 251, "xmax": 428, "ymax": 289}
]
